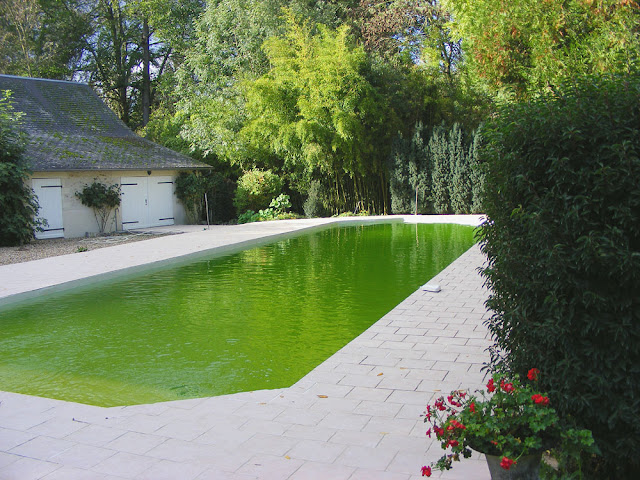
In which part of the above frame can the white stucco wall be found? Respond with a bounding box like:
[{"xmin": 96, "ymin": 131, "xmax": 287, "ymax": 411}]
[{"xmin": 30, "ymin": 170, "xmax": 190, "ymax": 238}]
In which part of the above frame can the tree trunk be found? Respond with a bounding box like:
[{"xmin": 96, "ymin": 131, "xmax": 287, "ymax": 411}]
[{"xmin": 142, "ymin": 17, "xmax": 151, "ymax": 127}]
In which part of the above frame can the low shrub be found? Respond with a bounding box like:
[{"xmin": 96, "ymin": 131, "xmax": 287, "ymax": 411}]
[
  {"xmin": 75, "ymin": 181, "xmax": 121, "ymax": 233},
  {"xmin": 233, "ymin": 169, "xmax": 283, "ymax": 214},
  {"xmin": 237, "ymin": 194, "xmax": 298, "ymax": 224},
  {"xmin": 480, "ymin": 74, "xmax": 640, "ymax": 477}
]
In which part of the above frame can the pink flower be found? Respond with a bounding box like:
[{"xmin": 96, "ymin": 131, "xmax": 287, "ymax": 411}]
[
  {"xmin": 421, "ymin": 465, "xmax": 432, "ymax": 477},
  {"xmin": 426, "ymin": 428, "xmax": 432, "ymax": 438}
]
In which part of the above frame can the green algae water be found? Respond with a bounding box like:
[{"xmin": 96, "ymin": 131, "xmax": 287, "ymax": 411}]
[{"xmin": 0, "ymin": 222, "xmax": 475, "ymax": 406}]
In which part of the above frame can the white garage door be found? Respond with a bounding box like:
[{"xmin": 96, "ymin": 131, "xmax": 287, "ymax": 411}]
[
  {"xmin": 120, "ymin": 176, "xmax": 174, "ymax": 230},
  {"xmin": 32, "ymin": 178, "xmax": 64, "ymax": 239}
]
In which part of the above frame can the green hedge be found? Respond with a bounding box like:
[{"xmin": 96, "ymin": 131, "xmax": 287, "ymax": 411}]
[
  {"xmin": 1, "ymin": 91, "xmax": 40, "ymax": 246},
  {"xmin": 480, "ymin": 75, "xmax": 640, "ymax": 476}
]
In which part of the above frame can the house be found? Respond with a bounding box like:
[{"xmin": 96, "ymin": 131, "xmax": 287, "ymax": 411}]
[{"xmin": 0, "ymin": 74, "xmax": 209, "ymax": 239}]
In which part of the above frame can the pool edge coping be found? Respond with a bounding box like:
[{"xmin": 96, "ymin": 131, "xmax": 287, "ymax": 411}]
[{"xmin": 0, "ymin": 215, "xmax": 484, "ymax": 308}]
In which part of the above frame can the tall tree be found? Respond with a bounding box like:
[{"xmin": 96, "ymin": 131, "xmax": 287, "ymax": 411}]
[
  {"xmin": 0, "ymin": 0, "xmax": 91, "ymax": 79},
  {"xmin": 79, "ymin": 0, "xmax": 204, "ymax": 129},
  {"xmin": 240, "ymin": 12, "xmax": 397, "ymax": 213},
  {"xmin": 80, "ymin": 0, "xmax": 142, "ymax": 126},
  {"xmin": 175, "ymin": 0, "xmax": 364, "ymax": 162},
  {"xmin": 355, "ymin": 1, "xmax": 461, "ymax": 76},
  {"xmin": 444, "ymin": 0, "xmax": 640, "ymax": 97}
]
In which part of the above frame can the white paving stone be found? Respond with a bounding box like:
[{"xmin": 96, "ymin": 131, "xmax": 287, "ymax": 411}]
[{"xmin": 0, "ymin": 216, "xmax": 493, "ymax": 479}]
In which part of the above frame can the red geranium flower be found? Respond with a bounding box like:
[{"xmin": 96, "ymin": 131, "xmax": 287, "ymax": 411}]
[
  {"xmin": 502, "ymin": 382, "xmax": 515, "ymax": 393},
  {"xmin": 450, "ymin": 419, "xmax": 466, "ymax": 430},
  {"xmin": 527, "ymin": 368, "xmax": 540, "ymax": 381},
  {"xmin": 435, "ymin": 398, "xmax": 446, "ymax": 411},
  {"xmin": 500, "ymin": 457, "xmax": 516, "ymax": 470},
  {"xmin": 469, "ymin": 402, "xmax": 476, "ymax": 413},
  {"xmin": 421, "ymin": 465, "xmax": 432, "ymax": 477},
  {"xmin": 487, "ymin": 378, "xmax": 496, "ymax": 393},
  {"xmin": 532, "ymin": 394, "xmax": 550, "ymax": 406}
]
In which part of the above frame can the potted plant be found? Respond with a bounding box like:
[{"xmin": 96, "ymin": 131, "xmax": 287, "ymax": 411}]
[{"xmin": 420, "ymin": 369, "xmax": 596, "ymax": 478}]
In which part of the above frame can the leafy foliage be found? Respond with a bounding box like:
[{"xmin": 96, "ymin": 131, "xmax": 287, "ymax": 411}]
[
  {"xmin": 428, "ymin": 124, "xmax": 450, "ymax": 213},
  {"xmin": 233, "ymin": 169, "xmax": 283, "ymax": 215},
  {"xmin": 388, "ymin": 122, "xmax": 430, "ymax": 214},
  {"xmin": 75, "ymin": 181, "xmax": 121, "ymax": 233},
  {"xmin": 424, "ymin": 370, "xmax": 596, "ymax": 476},
  {"xmin": 240, "ymin": 12, "xmax": 396, "ymax": 213},
  {"xmin": 175, "ymin": 170, "xmax": 236, "ymax": 224},
  {"xmin": 356, "ymin": 0, "xmax": 461, "ymax": 77},
  {"xmin": 0, "ymin": 91, "xmax": 40, "ymax": 246},
  {"xmin": 176, "ymin": 0, "xmax": 353, "ymax": 165},
  {"xmin": 445, "ymin": 0, "xmax": 640, "ymax": 97},
  {"xmin": 480, "ymin": 75, "xmax": 640, "ymax": 476},
  {"xmin": 0, "ymin": 0, "xmax": 91, "ymax": 79},
  {"xmin": 237, "ymin": 194, "xmax": 298, "ymax": 224},
  {"xmin": 302, "ymin": 179, "xmax": 326, "ymax": 218},
  {"xmin": 428, "ymin": 122, "xmax": 482, "ymax": 214}
]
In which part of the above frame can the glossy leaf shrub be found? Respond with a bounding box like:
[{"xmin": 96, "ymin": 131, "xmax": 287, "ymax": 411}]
[
  {"xmin": 0, "ymin": 91, "xmax": 40, "ymax": 246},
  {"xmin": 479, "ymin": 75, "xmax": 640, "ymax": 477}
]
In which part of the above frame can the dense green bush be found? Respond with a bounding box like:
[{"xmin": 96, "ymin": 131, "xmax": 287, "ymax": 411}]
[
  {"xmin": 233, "ymin": 168, "xmax": 283, "ymax": 214},
  {"xmin": 75, "ymin": 181, "xmax": 120, "ymax": 233},
  {"xmin": 480, "ymin": 75, "xmax": 640, "ymax": 477},
  {"xmin": 303, "ymin": 180, "xmax": 326, "ymax": 218},
  {"xmin": 389, "ymin": 122, "xmax": 483, "ymax": 215},
  {"xmin": 388, "ymin": 122, "xmax": 430, "ymax": 214},
  {"xmin": 428, "ymin": 125, "xmax": 450, "ymax": 214},
  {"xmin": 237, "ymin": 194, "xmax": 298, "ymax": 224},
  {"xmin": 429, "ymin": 123, "xmax": 482, "ymax": 214},
  {"xmin": 0, "ymin": 91, "xmax": 40, "ymax": 246},
  {"xmin": 175, "ymin": 171, "xmax": 237, "ymax": 224}
]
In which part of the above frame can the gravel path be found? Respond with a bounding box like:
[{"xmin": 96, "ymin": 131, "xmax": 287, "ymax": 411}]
[{"xmin": 0, "ymin": 232, "xmax": 177, "ymax": 266}]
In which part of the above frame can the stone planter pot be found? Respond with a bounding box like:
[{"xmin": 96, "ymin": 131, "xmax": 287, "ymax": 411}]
[{"xmin": 485, "ymin": 453, "xmax": 542, "ymax": 480}]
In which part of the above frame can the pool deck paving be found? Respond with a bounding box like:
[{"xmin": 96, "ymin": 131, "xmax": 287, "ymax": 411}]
[{"xmin": 0, "ymin": 216, "xmax": 492, "ymax": 479}]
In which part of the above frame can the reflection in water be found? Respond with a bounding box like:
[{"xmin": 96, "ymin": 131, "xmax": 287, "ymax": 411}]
[{"xmin": 0, "ymin": 223, "xmax": 475, "ymax": 406}]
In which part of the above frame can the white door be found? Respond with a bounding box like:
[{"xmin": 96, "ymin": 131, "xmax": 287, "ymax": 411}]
[
  {"xmin": 120, "ymin": 176, "xmax": 174, "ymax": 230},
  {"xmin": 120, "ymin": 177, "xmax": 148, "ymax": 229},
  {"xmin": 148, "ymin": 177, "xmax": 175, "ymax": 227},
  {"xmin": 32, "ymin": 178, "xmax": 64, "ymax": 239}
]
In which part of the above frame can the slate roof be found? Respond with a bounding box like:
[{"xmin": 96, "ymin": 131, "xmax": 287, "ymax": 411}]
[{"xmin": 0, "ymin": 74, "xmax": 209, "ymax": 171}]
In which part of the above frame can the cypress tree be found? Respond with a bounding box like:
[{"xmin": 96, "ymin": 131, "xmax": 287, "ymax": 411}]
[
  {"xmin": 451, "ymin": 123, "xmax": 473, "ymax": 214},
  {"xmin": 407, "ymin": 122, "xmax": 429, "ymax": 214},
  {"xmin": 388, "ymin": 135, "xmax": 413, "ymax": 214},
  {"xmin": 389, "ymin": 122, "xmax": 430, "ymax": 214},
  {"xmin": 469, "ymin": 126, "xmax": 485, "ymax": 213},
  {"xmin": 429, "ymin": 124, "xmax": 450, "ymax": 214}
]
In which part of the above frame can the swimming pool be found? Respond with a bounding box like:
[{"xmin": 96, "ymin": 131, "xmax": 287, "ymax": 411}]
[{"xmin": 0, "ymin": 222, "xmax": 476, "ymax": 406}]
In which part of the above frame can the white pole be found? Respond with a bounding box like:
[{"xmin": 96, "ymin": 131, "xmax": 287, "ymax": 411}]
[{"xmin": 204, "ymin": 193, "xmax": 210, "ymax": 230}]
